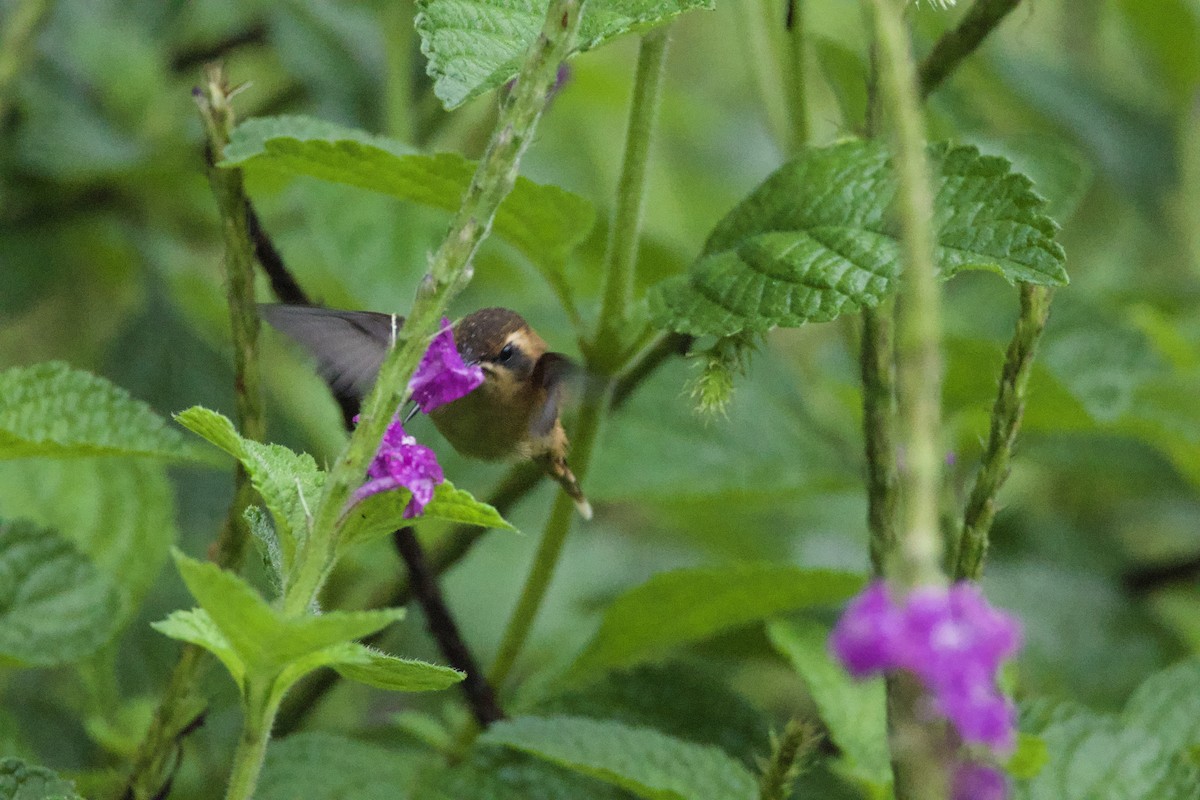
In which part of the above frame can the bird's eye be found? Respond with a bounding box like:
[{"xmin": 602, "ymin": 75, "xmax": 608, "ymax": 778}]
[{"xmin": 497, "ymin": 343, "xmax": 515, "ymax": 363}]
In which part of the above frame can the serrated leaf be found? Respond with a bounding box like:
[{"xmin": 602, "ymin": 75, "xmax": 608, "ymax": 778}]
[
  {"xmin": 419, "ymin": 747, "xmax": 632, "ymax": 800},
  {"xmin": 338, "ymin": 479, "xmax": 516, "ymax": 555},
  {"xmin": 257, "ymin": 733, "xmax": 425, "ymax": 800},
  {"xmin": 766, "ymin": 618, "xmax": 892, "ymax": 789},
  {"xmin": 416, "ymin": 0, "xmax": 715, "ymax": 109},
  {"xmin": 223, "ymin": 115, "xmax": 595, "ymax": 269},
  {"xmin": 0, "ymin": 757, "xmax": 85, "ymax": 800},
  {"xmin": 650, "ymin": 140, "xmax": 1068, "ymax": 337},
  {"xmin": 175, "ymin": 406, "xmax": 323, "ymax": 573},
  {"xmin": 483, "ymin": 715, "xmax": 758, "ymax": 800},
  {"xmin": 331, "ymin": 644, "xmax": 465, "ymax": 691},
  {"xmin": 568, "ymin": 564, "xmax": 864, "ymax": 680},
  {"xmin": 166, "ymin": 549, "xmax": 404, "ymax": 680},
  {"xmin": 0, "ymin": 520, "xmax": 123, "ymax": 667},
  {"xmin": 1122, "ymin": 659, "xmax": 1200, "ymax": 756},
  {"xmin": 1015, "ymin": 714, "xmax": 1200, "ymax": 800},
  {"xmin": 0, "ymin": 457, "xmax": 175, "ymax": 622},
  {"xmin": 0, "ymin": 362, "xmax": 207, "ymax": 461}
]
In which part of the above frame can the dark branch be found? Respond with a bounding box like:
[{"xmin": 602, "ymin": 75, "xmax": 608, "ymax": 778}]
[{"xmin": 918, "ymin": 0, "xmax": 1023, "ymax": 98}]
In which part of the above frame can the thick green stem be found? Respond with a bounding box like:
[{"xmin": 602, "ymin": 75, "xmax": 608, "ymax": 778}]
[
  {"xmin": 870, "ymin": 0, "xmax": 944, "ymax": 592},
  {"xmin": 861, "ymin": 301, "xmax": 899, "ymax": 575},
  {"xmin": 223, "ymin": 681, "xmax": 279, "ymax": 800},
  {"xmin": 954, "ymin": 284, "xmax": 1052, "ymax": 579},
  {"xmin": 594, "ymin": 26, "xmax": 671, "ymax": 364},
  {"xmin": 284, "ymin": 0, "xmax": 586, "ymax": 617},
  {"xmin": 866, "ymin": 0, "xmax": 950, "ymax": 797},
  {"xmin": 918, "ymin": 0, "xmax": 1022, "ymax": 98},
  {"xmin": 784, "ymin": 0, "xmax": 809, "ymax": 152}
]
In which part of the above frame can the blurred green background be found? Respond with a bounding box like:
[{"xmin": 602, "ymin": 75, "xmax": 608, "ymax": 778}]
[{"xmin": 2, "ymin": 0, "xmax": 1199, "ymax": 796}]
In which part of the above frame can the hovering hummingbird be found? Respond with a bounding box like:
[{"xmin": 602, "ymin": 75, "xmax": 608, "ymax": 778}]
[{"xmin": 261, "ymin": 305, "xmax": 592, "ymax": 519}]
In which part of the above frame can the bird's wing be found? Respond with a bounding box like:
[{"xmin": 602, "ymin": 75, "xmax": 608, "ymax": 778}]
[
  {"xmin": 260, "ymin": 304, "xmax": 399, "ymax": 403},
  {"xmin": 529, "ymin": 352, "xmax": 576, "ymax": 437}
]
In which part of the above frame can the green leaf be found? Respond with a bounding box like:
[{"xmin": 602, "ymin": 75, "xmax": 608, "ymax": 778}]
[
  {"xmin": 1015, "ymin": 714, "xmax": 1200, "ymax": 800},
  {"xmin": 175, "ymin": 406, "xmax": 324, "ymax": 573},
  {"xmin": 568, "ymin": 564, "xmax": 863, "ymax": 680},
  {"xmin": 0, "ymin": 362, "xmax": 207, "ymax": 461},
  {"xmin": 257, "ymin": 733, "xmax": 425, "ymax": 800},
  {"xmin": 1123, "ymin": 659, "xmax": 1200, "ymax": 756},
  {"xmin": 765, "ymin": 618, "xmax": 891, "ymax": 789},
  {"xmin": 650, "ymin": 140, "xmax": 1068, "ymax": 337},
  {"xmin": 0, "ymin": 457, "xmax": 175, "ymax": 621},
  {"xmin": 419, "ymin": 748, "xmax": 632, "ymax": 800},
  {"xmin": 151, "ymin": 608, "xmax": 244, "ymax": 685},
  {"xmin": 165, "ymin": 549, "xmax": 404, "ymax": 681},
  {"xmin": 482, "ymin": 715, "xmax": 758, "ymax": 800},
  {"xmin": 331, "ymin": 644, "xmax": 465, "ymax": 692},
  {"xmin": 0, "ymin": 757, "xmax": 85, "ymax": 800},
  {"xmin": 223, "ymin": 115, "xmax": 595, "ymax": 269},
  {"xmin": 537, "ymin": 661, "xmax": 770, "ymax": 768},
  {"xmin": 337, "ymin": 479, "xmax": 516, "ymax": 556},
  {"xmin": 0, "ymin": 520, "xmax": 123, "ymax": 667},
  {"xmin": 1007, "ymin": 733, "xmax": 1050, "ymax": 781},
  {"xmin": 416, "ymin": 0, "xmax": 715, "ymax": 109}
]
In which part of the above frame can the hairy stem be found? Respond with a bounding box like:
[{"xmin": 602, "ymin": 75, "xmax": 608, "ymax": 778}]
[
  {"xmin": 119, "ymin": 66, "xmax": 266, "ymax": 800},
  {"xmin": 223, "ymin": 681, "xmax": 279, "ymax": 800},
  {"xmin": 953, "ymin": 284, "xmax": 1052, "ymax": 579},
  {"xmin": 861, "ymin": 301, "xmax": 899, "ymax": 575},
  {"xmin": 918, "ymin": 0, "xmax": 1023, "ymax": 98},
  {"xmin": 285, "ymin": 0, "xmax": 586, "ymax": 617},
  {"xmin": 757, "ymin": 718, "xmax": 819, "ymax": 800},
  {"xmin": 867, "ymin": 0, "xmax": 950, "ymax": 797},
  {"xmin": 594, "ymin": 26, "xmax": 671, "ymax": 366}
]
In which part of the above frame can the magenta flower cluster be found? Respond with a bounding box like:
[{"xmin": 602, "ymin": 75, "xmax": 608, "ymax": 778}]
[
  {"xmin": 352, "ymin": 318, "xmax": 483, "ymax": 517},
  {"xmin": 407, "ymin": 318, "xmax": 484, "ymax": 413},
  {"xmin": 831, "ymin": 580, "xmax": 1021, "ymax": 752}
]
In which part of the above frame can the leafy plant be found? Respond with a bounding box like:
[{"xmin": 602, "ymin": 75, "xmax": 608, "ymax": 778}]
[{"xmin": 2, "ymin": 0, "xmax": 1198, "ymax": 799}]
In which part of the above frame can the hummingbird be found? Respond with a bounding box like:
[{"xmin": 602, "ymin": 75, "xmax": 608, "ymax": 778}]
[{"xmin": 261, "ymin": 304, "xmax": 592, "ymax": 519}]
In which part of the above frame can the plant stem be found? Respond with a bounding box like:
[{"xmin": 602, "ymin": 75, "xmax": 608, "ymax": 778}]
[
  {"xmin": 284, "ymin": 0, "xmax": 587, "ymax": 618},
  {"xmin": 223, "ymin": 681, "xmax": 279, "ymax": 800},
  {"xmin": 119, "ymin": 65, "xmax": 266, "ymax": 800},
  {"xmin": 867, "ymin": 0, "xmax": 950, "ymax": 797},
  {"xmin": 383, "ymin": 0, "xmax": 417, "ymax": 141},
  {"xmin": 861, "ymin": 301, "xmax": 899, "ymax": 575},
  {"xmin": 917, "ymin": 0, "xmax": 1022, "ymax": 98},
  {"xmin": 953, "ymin": 283, "xmax": 1052, "ymax": 579},
  {"xmin": 783, "ymin": 0, "xmax": 809, "ymax": 152},
  {"xmin": 594, "ymin": 26, "xmax": 671, "ymax": 365},
  {"xmin": 736, "ymin": 0, "xmax": 791, "ymax": 151}
]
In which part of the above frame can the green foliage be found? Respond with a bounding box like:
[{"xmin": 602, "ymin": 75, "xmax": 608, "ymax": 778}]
[
  {"xmin": 337, "ymin": 479, "xmax": 516, "ymax": 556},
  {"xmin": 331, "ymin": 646, "xmax": 464, "ymax": 691},
  {"xmin": 415, "ymin": 0, "xmax": 715, "ymax": 108},
  {"xmin": 223, "ymin": 114, "xmax": 596, "ymax": 270},
  {"xmin": 256, "ymin": 733, "xmax": 425, "ymax": 800},
  {"xmin": 650, "ymin": 141, "xmax": 1068, "ymax": 337},
  {"xmin": 568, "ymin": 565, "xmax": 863, "ymax": 679},
  {"xmin": 1122, "ymin": 659, "xmax": 1200, "ymax": 758},
  {"xmin": 0, "ymin": 362, "xmax": 208, "ymax": 461},
  {"xmin": 0, "ymin": 758, "xmax": 84, "ymax": 800},
  {"xmin": 0, "ymin": 457, "xmax": 175, "ymax": 621},
  {"xmin": 482, "ymin": 715, "xmax": 758, "ymax": 800},
  {"xmin": 766, "ymin": 618, "xmax": 891, "ymax": 790},
  {"xmin": 0, "ymin": 520, "xmax": 123, "ymax": 667}
]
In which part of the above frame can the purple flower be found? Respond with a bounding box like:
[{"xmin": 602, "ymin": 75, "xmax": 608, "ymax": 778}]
[
  {"xmin": 952, "ymin": 761, "xmax": 1008, "ymax": 800},
  {"xmin": 351, "ymin": 417, "xmax": 443, "ymax": 518},
  {"xmin": 408, "ymin": 318, "xmax": 484, "ymax": 413},
  {"xmin": 830, "ymin": 580, "xmax": 1022, "ymax": 753}
]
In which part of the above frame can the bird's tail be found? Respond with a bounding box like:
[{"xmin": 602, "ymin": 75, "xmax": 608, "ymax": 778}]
[{"xmin": 537, "ymin": 454, "xmax": 592, "ymax": 520}]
